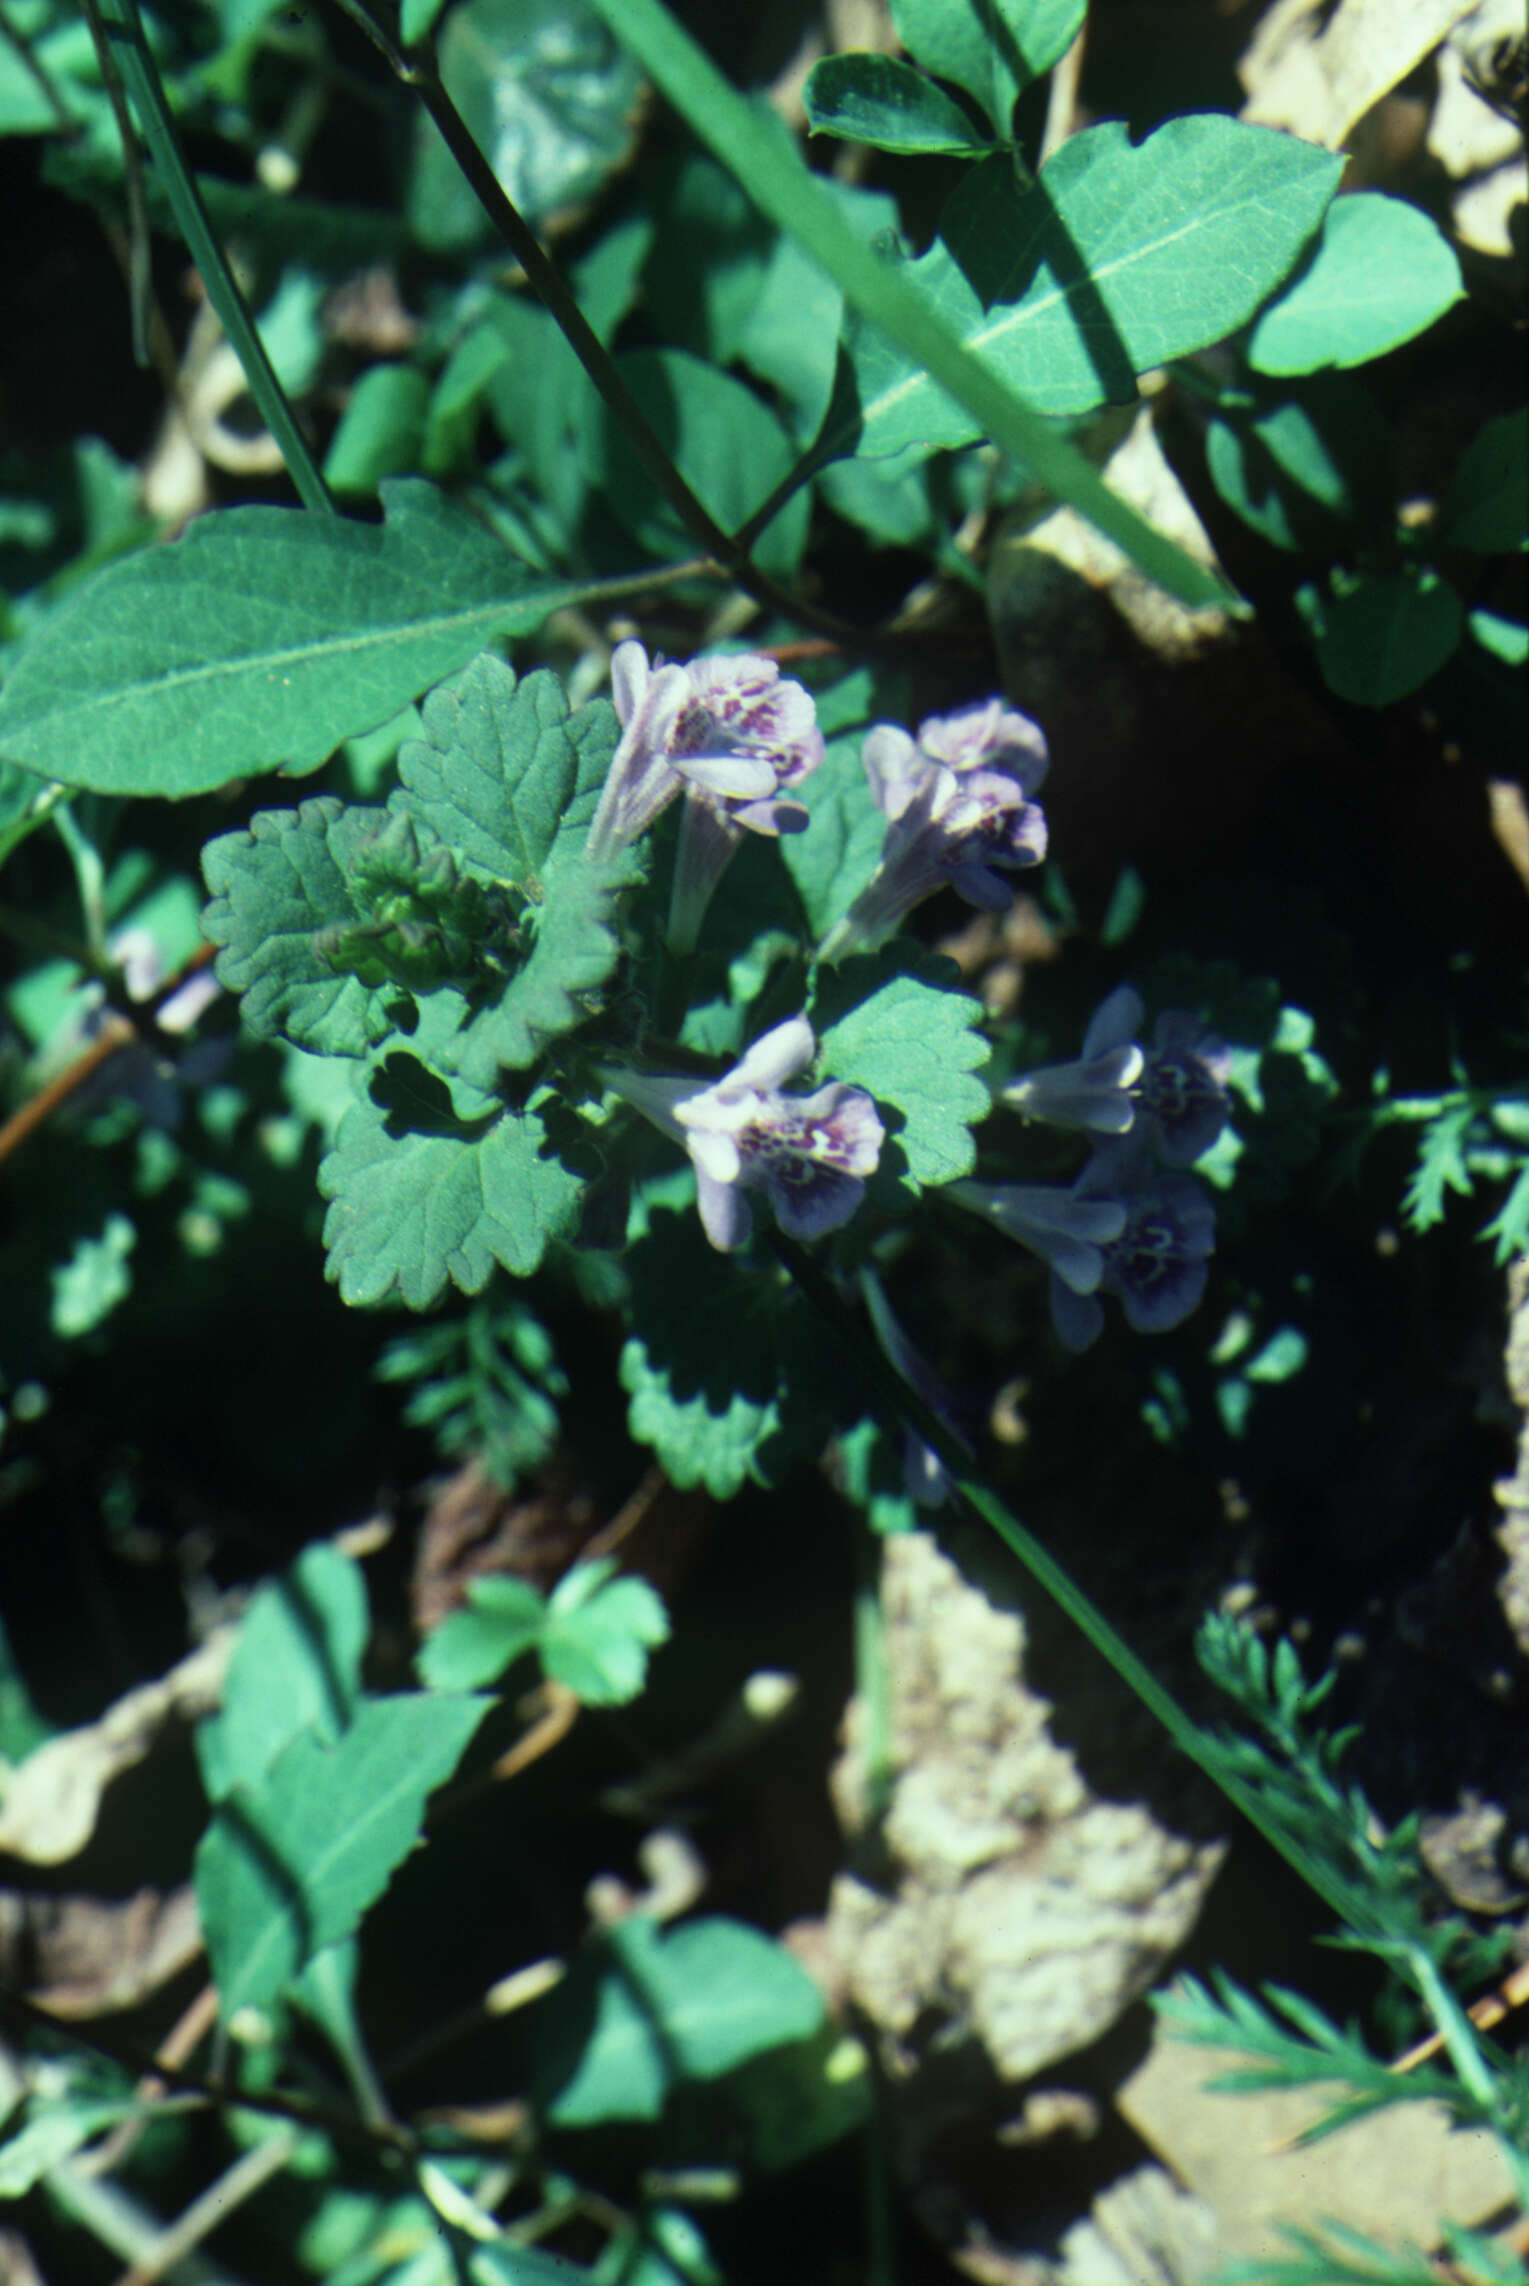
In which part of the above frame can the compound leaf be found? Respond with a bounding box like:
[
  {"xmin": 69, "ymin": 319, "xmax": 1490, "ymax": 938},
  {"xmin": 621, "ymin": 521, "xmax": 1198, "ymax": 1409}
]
[
  {"xmin": 196, "ymin": 1691, "xmax": 488, "ymax": 2014},
  {"xmin": 813, "ymin": 950, "xmax": 990, "ymax": 1185},
  {"xmin": 319, "ymin": 1060, "xmax": 587, "ymax": 1307},
  {"xmin": 833, "ymin": 119, "xmax": 1340, "ymax": 460},
  {"xmin": 0, "ymin": 482, "xmax": 580, "ymax": 797}
]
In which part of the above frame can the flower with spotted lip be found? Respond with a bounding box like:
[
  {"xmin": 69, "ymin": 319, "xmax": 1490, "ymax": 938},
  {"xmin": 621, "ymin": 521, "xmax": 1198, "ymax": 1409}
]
[
  {"xmin": 1047, "ymin": 1138, "xmax": 1217, "ymax": 1352},
  {"xmin": 584, "ymin": 642, "xmax": 823, "ymax": 952},
  {"xmin": 602, "ymin": 1016, "xmax": 883, "ymax": 1253}
]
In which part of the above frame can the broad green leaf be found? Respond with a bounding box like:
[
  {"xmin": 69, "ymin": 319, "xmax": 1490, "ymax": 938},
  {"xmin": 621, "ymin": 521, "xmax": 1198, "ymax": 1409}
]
[
  {"xmin": 320, "ymin": 1060, "xmax": 588, "ymax": 1308},
  {"xmin": 1247, "ymin": 193, "xmax": 1462, "ymax": 376},
  {"xmin": 535, "ymin": 1915, "xmax": 825, "ymax": 2125},
  {"xmin": 592, "ymin": 349, "xmax": 811, "ymax": 578},
  {"xmin": 834, "ymin": 120, "xmax": 1341, "ymax": 460},
  {"xmin": 620, "ymin": 1209, "xmax": 853, "ymax": 1498},
  {"xmin": 642, "ymin": 153, "xmax": 778, "ymax": 367},
  {"xmin": 892, "ymin": 0, "xmax": 1084, "ymax": 130},
  {"xmin": 196, "ymin": 1691, "xmax": 488, "ymax": 2012},
  {"xmin": 0, "ymin": 482, "xmax": 582, "ymax": 797},
  {"xmin": 542, "ymin": 1559, "xmax": 669, "ymax": 1704},
  {"xmin": 813, "ymin": 950, "xmax": 990, "ymax": 1185},
  {"xmin": 410, "ymin": 0, "xmax": 641, "ymax": 251},
  {"xmin": 1307, "ymin": 571, "xmax": 1464, "ymax": 706},
  {"xmin": 197, "ymin": 1543, "xmax": 369, "ymax": 1804},
  {"xmin": 820, "ymin": 447, "xmax": 936, "ymax": 547},
  {"xmin": 417, "ymin": 1573, "xmax": 548, "ymax": 1690},
  {"xmin": 736, "ymin": 180, "xmax": 900, "ymax": 442},
  {"xmin": 1439, "ymin": 410, "xmax": 1528, "ymax": 554},
  {"xmin": 804, "ymin": 54, "xmax": 994, "ymax": 156},
  {"xmin": 324, "ymin": 363, "xmax": 431, "ymax": 497}
]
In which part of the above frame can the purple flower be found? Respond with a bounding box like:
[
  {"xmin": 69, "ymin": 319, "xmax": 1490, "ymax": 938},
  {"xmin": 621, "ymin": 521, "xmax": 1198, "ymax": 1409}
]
[
  {"xmin": 947, "ymin": 1177, "xmax": 1127, "ymax": 1295},
  {"xmin": 1137, "ymin": 1008, "xmax": 1232, "ymax": 1166},
  {"xmin": 1004, "ymin": 984, "xmax": 1144, "ymax": 1135},
  {"xmin": 602, "ymin": 1016, "xmax": 883, "ymax": 1253},
  {"xmin": 584, "ymin": 642, "xmax": 824, "ymax": 953},
  {"xmin": 1048, "ymin": 1138, "xmax": 1217, "ymax": 1351},
  {"xmin": 822, "ymin": 698, "xmax": 1048, "ymax": 957}
]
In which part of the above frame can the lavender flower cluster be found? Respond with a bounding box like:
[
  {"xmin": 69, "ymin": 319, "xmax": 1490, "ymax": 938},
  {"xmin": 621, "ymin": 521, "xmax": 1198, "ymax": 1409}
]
[
  {"xmin": 590, "ymin": 641, "xmax": 1231, "ymax": 1371},
  {"xmin": 952, "ymin": 986, "xmax": 1232, "ymax": 1350}
]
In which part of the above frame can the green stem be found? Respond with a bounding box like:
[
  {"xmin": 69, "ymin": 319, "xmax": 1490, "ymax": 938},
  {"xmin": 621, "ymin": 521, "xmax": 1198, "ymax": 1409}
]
[
  {"xmin": 51, "ymin": 804, "xmax": 108, "ymax": 967},
  {"xmin": 96, "ymin": 0, "xmax": 336, "ymax": 515},
  {"xmin": 582, "ymin": 0, "xmax": 1245, "ymax": 620},
  {"xmin": 773, "ymin": 1233, "xmax": 1359, "ymax": 1928},
  {"xmin": 854, "ymin": 1547, "xmax": 894, "ymax": 1827}
]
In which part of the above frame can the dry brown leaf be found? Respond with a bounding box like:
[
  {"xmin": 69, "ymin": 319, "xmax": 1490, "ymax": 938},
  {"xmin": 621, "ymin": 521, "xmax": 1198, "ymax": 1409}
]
[
  {"xmin": 0, "ymin": 1629, "xmax": 233, "ymax": 1868},
  {"xmin": 0, "ymin": 1886, "xmax": 201, "ymax": 2017},
  {"xmin": 1241, "ymin": 0, "xmax": 1479, "ymax": 149}
]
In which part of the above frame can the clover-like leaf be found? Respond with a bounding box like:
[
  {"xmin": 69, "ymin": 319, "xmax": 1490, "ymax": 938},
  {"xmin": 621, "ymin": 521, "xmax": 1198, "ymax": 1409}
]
[
  {"xmin": 542, "ymin": 1559, "xmax": 669, "ymax": 1705},
  {"xmin": 620, "ymin": 1209, "xmax": 854, "ymax": 1498},
  {"xmin": 319, "ymin": 1057, "xmax": 588, "ymax": 1308},
  {"xmin": 831, "ymin": 120, "xmax": 1341, "ymax": 461},
  {"xmin": 813, "ymin": 949, "xmax": 990, "ymax": 1185}
]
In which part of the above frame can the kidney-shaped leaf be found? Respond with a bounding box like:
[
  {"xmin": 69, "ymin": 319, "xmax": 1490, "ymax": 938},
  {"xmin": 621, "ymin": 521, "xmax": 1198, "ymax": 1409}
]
[
  {"xmin": 1247, "ymin": 192, "xmax": 1463, "ymax": 375},
  {"xmin": 835, "ymin": 118, "xmax": 1341, "ymax": 459},
  {"xmin": 0, "ymin": 482, "xmax": 579, "ymax": 797}
]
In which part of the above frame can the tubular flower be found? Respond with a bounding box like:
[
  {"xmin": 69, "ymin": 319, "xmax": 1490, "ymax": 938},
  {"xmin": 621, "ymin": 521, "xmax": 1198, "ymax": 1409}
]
[
  {"xmin": 1004, "ymin": 985, "xmax": 1144, "ymax": 1135},
  {"xmin": 602, "ymin": 1016, "xmax": 883, "ymax": 1253},
  {"xmin": 823, "ymin": 697, "xmax": 1048, "ymax": 957},
  {"xmin": 1136, "ymin": 1006, "xmax": 1232, "ymax": 1166},
  {"xmin": 946, "ymin": 1177, "xmax": 1127, "ymax": 1296},
  {"xmin": 1047, "ymin": 1138, "xmax": 1217, "ymax": 1352},
  {"xmin": 584, "ymin": 642, "xmax": 824, "ymax": 949}
]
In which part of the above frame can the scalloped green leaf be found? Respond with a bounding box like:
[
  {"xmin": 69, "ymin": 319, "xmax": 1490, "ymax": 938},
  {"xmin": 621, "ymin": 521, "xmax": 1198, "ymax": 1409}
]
[
  {"xmin": 833, "ymin": 119, "xmax": 1341, "ymax": 460},
  {"xmin": 391, "ymin": 655, "xmax": 635, "ymax": 1079},
  {"xmin": 781, "ymin": 713, "xmax": 888, "ymax": 940},
  {"xmin": 0, "ymin": 481, "xmax": 581, "ymax": 797},
  {"xmin": 195, "ymin": 1691, "xmax": 488, "ymax": 2013},
  {"xmin": 620, "ymin": 1208, "xmax": 853, "ymax": 1498},
  {"xmin": 202, "ymin": 798, "xmax": 433, "ymax": 1057},
  {"xmin": 1247, "ymin": 193, "xmax": 1463, "ymax": 377},
  {"xmin": 804, "ymin": 53, "xmax": 994, "ymax": 157},
  {"xmin": 319, "ymin": 1058, "xmax": 588, "ymax": 1307},
  {"xmin": 812, "ymin": 950, "xmax": 990, "ymax": 1185},
  {"xmin": 891, "ymin": 0, "xmax": 1084, "ymax": 129}
]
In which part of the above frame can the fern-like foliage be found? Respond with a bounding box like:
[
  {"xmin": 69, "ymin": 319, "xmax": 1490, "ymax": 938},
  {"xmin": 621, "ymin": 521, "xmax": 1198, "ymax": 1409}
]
[
  {"xmin": 1351, "ymin": 1084, "xmax": 1529, "ymax": 1265},
  {"xmin": 376, "ymin": 1293, "xmax": 566, "ymax": 1487}
]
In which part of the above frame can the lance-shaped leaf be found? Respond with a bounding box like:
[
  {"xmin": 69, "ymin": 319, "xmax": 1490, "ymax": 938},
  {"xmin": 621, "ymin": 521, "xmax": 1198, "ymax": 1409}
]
[
  {"xmin": 830, "ymin": 119, "xmax": 1341, "ymax": 461},
  {"xmin": 0, "ymin": 481, "xmax": 583, "ymax": 797},
  {"xmin": 812, "ymin": 949, "xmax": 990, "ymax": 1186},
  {"xmin": 195, "ymin": 1691, "xmax": 488, "ymax": 2014},
  {"xmin": 202, "ymin": 798, "xmax": 517, "ymax": 1058},
  {"xmin": 319, "ymin": 1056, "xmax": 589, "ymax": 1307}
]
